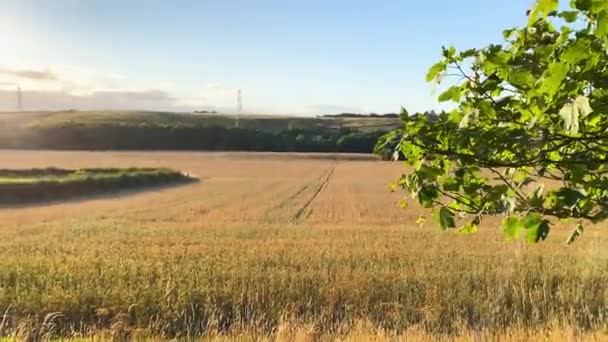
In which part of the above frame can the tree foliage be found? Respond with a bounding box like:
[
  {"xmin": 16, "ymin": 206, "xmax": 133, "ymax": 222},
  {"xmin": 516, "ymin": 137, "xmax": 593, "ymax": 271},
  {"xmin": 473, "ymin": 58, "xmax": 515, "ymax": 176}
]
[
  {"xmin": 0, "ymin": 123, "xmax": 387, "ymax": 154},
  {"xmin": 378, "ymin": 0, "xmax": 608, "ymax": 243}
]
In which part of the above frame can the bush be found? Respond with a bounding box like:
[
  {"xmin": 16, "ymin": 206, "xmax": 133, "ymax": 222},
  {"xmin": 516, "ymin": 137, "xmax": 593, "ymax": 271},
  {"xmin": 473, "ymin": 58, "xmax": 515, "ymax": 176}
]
[{"xmin": 0, "ymin": 168, "xmax": 195, "ymax": 204}]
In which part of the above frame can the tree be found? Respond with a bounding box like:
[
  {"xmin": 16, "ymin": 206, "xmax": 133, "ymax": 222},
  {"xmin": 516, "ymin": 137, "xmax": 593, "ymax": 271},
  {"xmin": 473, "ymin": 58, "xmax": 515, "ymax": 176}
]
[{"xmin": 377, "ymin": 0, "xmax": 608, "ymax": 243}]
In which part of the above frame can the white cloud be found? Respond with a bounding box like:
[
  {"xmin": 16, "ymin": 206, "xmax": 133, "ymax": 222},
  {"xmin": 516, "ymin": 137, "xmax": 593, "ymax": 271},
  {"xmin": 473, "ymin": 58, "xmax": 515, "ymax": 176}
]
[
  {"xmin": 0, "ymin": 64, "xmax": 185, "ymax": 111},
  {"xmin": 0, "ymin": 67, "xmax": 59, "ymax": 81},
  {"xmin": 0, "ymin": 88, "xmax": 179, "ymax": 112}
]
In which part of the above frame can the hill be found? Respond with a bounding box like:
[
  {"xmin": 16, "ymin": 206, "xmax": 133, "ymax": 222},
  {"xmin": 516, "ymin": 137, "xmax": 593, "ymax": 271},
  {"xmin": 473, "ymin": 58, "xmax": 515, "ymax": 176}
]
[
  {"xmin": 0, "ymin": 110, "xmax": 400, "ymax": 132},
  {"xmin": 0, "ymin": 111, "xmax": 401, "ymax": 153}
]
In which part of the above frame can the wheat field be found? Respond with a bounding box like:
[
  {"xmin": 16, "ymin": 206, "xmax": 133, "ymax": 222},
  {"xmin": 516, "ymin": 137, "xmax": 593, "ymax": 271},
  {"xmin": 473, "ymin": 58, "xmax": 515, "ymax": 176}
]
[{"xmin": 0, "ymin": 151, "xmax": 606, "ymax": 341}]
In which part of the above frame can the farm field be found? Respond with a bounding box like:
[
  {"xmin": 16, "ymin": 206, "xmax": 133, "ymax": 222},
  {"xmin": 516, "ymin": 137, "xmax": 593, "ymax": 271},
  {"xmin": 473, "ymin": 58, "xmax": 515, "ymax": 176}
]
[{"xmin": 0, "ymin": 151, "xmax": 607, "ymax": 340}]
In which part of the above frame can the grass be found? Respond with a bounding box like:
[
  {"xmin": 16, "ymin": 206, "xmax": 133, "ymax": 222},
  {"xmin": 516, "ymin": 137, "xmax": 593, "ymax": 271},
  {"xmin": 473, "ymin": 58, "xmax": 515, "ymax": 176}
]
[
  {"xmin": 3, "ymin": 323, "xmax": 608, "ymax": 341},
  {"xmin": 0, "ymin": 151, "xmax": 606, "ymax": 340},
  {"xmin": 0, "ymin": 167, "xmax": 194, "ymax": 204}
]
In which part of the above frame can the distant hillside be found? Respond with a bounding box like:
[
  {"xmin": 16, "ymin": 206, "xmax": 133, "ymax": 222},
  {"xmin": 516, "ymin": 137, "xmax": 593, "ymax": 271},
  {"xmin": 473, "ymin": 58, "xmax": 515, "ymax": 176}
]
[
  {"xmin": 0, "ymin": 110, "xmax": 400, "ymax": 132},
  {"xmin": 0, "ymin": 111, "xmax": 401, "ymax": 153},
  {"xmin": 322, "ymin": 113, "xmax": 399, "ymax": 118}
]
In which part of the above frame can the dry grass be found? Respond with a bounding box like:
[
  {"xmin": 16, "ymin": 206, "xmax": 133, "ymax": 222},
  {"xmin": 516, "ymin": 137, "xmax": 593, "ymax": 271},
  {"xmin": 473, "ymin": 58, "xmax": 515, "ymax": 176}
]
[{"xmin": 0, "ymin": 151, "xmax": 606, "ymax": 340}]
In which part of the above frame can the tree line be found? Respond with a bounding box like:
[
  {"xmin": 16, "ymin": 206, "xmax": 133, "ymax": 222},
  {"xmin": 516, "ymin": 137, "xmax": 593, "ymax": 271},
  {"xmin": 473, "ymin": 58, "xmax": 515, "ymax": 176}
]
[{"xmin": 0, "ymin": 123, "xmax": 387, "ymax": 153}]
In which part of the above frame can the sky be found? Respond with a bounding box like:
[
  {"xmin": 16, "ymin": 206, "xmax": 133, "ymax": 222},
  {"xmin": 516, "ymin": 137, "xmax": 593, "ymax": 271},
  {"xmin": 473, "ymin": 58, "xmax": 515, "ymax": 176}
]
[{"xmin": 1, "ymin": 0, "xmax": 540, "ymax": 115}]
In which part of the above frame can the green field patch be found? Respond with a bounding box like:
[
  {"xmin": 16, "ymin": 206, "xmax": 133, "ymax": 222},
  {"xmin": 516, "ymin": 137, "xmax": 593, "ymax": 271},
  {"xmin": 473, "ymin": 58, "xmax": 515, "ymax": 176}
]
[{"xmin": 0, "ymin": 167, "xmax": 196, "ymax": 205}]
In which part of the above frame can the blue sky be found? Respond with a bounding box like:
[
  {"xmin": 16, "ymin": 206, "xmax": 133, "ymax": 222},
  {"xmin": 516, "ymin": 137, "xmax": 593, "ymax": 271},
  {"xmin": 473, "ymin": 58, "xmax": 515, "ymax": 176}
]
[{"xmin": 1, "ymin": 0, "xmax": 538, "ymax": 114}]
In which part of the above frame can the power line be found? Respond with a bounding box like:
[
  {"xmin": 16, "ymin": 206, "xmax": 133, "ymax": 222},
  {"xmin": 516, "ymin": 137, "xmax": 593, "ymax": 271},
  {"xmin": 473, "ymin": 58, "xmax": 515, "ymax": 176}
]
[
  {"xmin": 235, "ymin": 88, "xmax": 242, "ymax": 128},
  {"xmin": 17, "ymin": 87, "xmax": 23, "ymax": 111},
  {"xmin": 0, "ymin": 83, "xmax": 22, "ymax": 111}
]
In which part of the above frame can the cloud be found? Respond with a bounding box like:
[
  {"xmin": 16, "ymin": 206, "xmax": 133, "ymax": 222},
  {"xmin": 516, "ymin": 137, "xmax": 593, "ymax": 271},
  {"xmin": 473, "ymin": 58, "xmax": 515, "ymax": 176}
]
[
  {"xmin": 90, "ymin": 89, "xmax": 175, "ymax": 102},
  {"xmin": 0, "ymin": 88, "xmax": 181, "ymax": 111},
  {"xmin": 0, "ymin": 65, "xmax": 369, "ymax": 115},
  {"xmin": 0, "ymin": 63, "xmax": 188, "ymax": 111},
  {"xmin": 0, "ymin": 87, "xmax": 372, "ymax": 115},
  {"xmin": 0, "ymin": 67, "xmax": 59, "ymax": 81}
]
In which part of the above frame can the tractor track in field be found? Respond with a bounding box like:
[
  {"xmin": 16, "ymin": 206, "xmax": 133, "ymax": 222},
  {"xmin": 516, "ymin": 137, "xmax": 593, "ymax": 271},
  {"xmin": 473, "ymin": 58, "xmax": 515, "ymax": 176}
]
[
  {"xmin": 262, "ymin": 165, "xmax": 331, "ymax": 222},
  {"xmin": 277, "ymin": 175, "xmax": 323, "ymax": 209},
  {"xmin": 292, "ymin": 160, "xmax": 336, "ymax": 222}
]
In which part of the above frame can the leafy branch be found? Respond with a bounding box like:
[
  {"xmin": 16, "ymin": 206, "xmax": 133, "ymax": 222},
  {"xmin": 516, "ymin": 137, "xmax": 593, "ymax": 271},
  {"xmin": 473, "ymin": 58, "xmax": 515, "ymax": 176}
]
[{"xmin": 377, "ymin": 0, "xmax": 608, "ymax": 243}]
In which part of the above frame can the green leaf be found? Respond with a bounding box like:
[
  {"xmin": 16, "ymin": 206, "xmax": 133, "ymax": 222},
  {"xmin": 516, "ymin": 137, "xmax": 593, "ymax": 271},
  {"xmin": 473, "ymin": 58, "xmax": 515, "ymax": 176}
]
[
  {"xmin": 460, "ymin": 49, "xmax": 477, "ymax": 58},
  {"xmin": 503, "ymin": 28, "xmax": 516, "ymax": 39},
  {"xmin": 576, "ymin": 198, "xmax": 593, "ymax": 216},
  {"xmin": 447, "ymin": 109, "xmax": 461, "ymax": 124},
  {"xmin": 459, "ymin": 215, "xmax": 480, "ymax": 235},
  {"xmin": 528, "ymin": 0, "xmax": 559, "ymax": 26},
  {"xmin": 540, "ymin": 62, "xmax": 569, "ymax": 98},
  {"xmin": 437, "ymin": 206, "xmax": 456, "ymax": 230},
  {"xmin": 591, "ymin": 1, "xmax": 608, "ymax": 12},
  {"xmin": 503, "ymin": 217, "xmax": 523, "ymax": 241},
  {"xmin": 566, "ymin": 222, "xmax": 584, "ymax": 244},
  {"xmin": 555, "ymin": 188, "xmax": 586, "ymax": 208},
  {"xmin": 426, "ymin": 62, "xmax": 446, "ymax": 82},
  {"xmin": 597, "ymin": 11, "xmax": 608, "ymax": 38},
  {"xmin": 487, "ymin": 184, "xmax": 509, "ymax": 202},
  {"xmin": 483, "ymin": 49, "xmax": 509, "ymax": 75},
  {"xmin": 417, "ymin": 165, "xmax": 443, "ymax": 180},
  {"xmin": 561, "ymin": 40, "xmax": 590, "ymax": 65},
  {"xmin": 507, "ymin": 68, "xmax": 535, "ymax": 89},
  {"xmin": 443, "ymin": 46, "xmax": 457, "ymax": 59},
  {"xmin": 442, "ymin": 177, "xmax": 461, "ymax": 192},
  {"xmin": 525, "ymin": 218, "xmax": 551, "ymax": 243},
  {"xmin": 588, "ymin": 114, "xmax": 602, "ymax": 128},
  {"xmin": 530, "ymin": 184, "xmax": 545, "ymax": 207},
  {"xmin": 479, "ymin": 101, "xmax": 497, "ymax": 120},
  {"xmin": 459, "ymin": 223, "xmax": 478, "ymax": 235},
  {"xmin": 399, "ymin": 106, "xmax": 409, "ymax": 116},
  {"xmin": 438, "ymin": 86, "xmax": 462, "ymax": 102},
  {"xmin": 573, "ymin": 0, "xmax": 592, "ymax": 11},
  {"xmin": 418, "ymin": 186, "xmax": 438, "ymax": 208},
  {"xmin": 522, "ymin": 213, "xmax": 543, "ymax": 229},
  {"xmin": 559, "ymin": 11, "xmax": 579, "ymax": 23}
]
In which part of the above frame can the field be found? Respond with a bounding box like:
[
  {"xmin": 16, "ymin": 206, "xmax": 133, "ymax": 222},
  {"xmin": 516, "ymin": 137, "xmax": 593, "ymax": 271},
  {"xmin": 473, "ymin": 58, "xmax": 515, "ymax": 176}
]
[{"xmin": 0, "ymin": 151, "xmax": 607, "ymax": 340}]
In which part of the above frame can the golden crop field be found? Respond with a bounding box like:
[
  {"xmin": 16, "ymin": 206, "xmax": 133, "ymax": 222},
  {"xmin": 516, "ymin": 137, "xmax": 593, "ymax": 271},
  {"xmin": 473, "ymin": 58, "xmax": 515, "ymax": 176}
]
[{"xmin": 0, "ymin": 151, "xmax": 607, "ymax": 341}]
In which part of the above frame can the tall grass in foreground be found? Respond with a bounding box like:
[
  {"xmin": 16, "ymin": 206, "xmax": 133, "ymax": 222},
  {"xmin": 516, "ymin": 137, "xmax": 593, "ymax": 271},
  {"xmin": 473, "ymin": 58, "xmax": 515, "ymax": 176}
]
[
  {"xmin": 0, "ymin": 221, "xmax": 606, "ymax": 339},
  {"xmin": 4, "ymin": 321, "xmax": 608, "ymax": 341}
]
